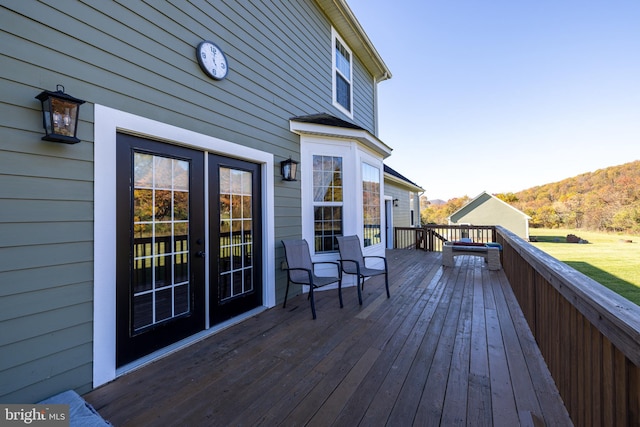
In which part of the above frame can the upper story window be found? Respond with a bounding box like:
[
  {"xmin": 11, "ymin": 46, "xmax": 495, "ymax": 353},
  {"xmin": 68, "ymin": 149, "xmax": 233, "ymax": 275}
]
[
  {"xmin": 332, "ymin": 29, "xmax": 353, "ymax": 118},
  {"xmin": 362, "ymin": 162, "xmax": 381, "ymax": 247},
  {"xmin": 313, "ymin": 155, "xmax": 343, "ymax": 253}
]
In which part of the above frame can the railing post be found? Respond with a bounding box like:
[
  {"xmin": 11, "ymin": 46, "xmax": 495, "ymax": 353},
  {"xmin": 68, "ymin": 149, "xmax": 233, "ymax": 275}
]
[
  {"xmin": 428, "ymin": 229, "xmax": 433, "ymax": 251},
  {"xmin": 394, "ymin": 227, "xmax": 398, "ymax": 249}
]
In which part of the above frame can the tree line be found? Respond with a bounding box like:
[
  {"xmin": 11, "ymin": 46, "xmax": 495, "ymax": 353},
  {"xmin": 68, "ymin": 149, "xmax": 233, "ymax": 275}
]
[{"xmin": 421, "ymin": 160, "xmax": 640, "ymax": 234}]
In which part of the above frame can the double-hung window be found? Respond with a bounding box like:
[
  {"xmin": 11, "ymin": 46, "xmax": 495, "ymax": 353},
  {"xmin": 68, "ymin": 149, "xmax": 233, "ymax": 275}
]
[
  {"xmin": 362, "ymin": 163, "xmax": 381, "ymax": 247},
  {"xmin": 332, "ymin": 29, "xmax": 353, "ymax": 117},
  {"xmin": 313, "ymin": 155, "xmax": 343, "ymax": 253}
]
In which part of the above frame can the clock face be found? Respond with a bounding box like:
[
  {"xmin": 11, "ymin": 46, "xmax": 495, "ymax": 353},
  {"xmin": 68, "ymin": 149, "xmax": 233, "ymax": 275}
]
[{"xmin": 197, "ymin": 41, "xmax": 228, "ymax": 80}]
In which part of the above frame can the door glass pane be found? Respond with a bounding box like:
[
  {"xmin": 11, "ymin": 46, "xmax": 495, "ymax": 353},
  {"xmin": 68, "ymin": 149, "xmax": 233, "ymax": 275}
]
[
  {"xmin": 132, "ymin": 152, "xmax": 191, "ymax": 332},
  {"xmin": 219, "ymin": 167, "xmax": 254, "ymax": 301}
]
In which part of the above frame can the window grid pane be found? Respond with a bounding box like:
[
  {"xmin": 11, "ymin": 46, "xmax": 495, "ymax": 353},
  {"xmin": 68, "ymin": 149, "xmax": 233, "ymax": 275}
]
[
  {"xmin": 218, "ymin": 167, "xmax": 254, "ymax": 302},
  {"xmin": 313, "ymin": 155, "xmax": 343, "ymax": 253},
  {"xmin": 132, "ymin": 153, "xmax": 191, "ymax": 333},
  {"xmin": 336, "ymin": 39, "xmax": 351, "ymax": 79},
  {"xmin": 336, "ymin": 75, "xmax": 351, "ymax": 111},
  {"xmin": 334, "ymin": 38, "xmax": 352, "ymax": 112},
  {"xmin": 362, "ymin": 163, "xmax": 381, "ymax": 247}
]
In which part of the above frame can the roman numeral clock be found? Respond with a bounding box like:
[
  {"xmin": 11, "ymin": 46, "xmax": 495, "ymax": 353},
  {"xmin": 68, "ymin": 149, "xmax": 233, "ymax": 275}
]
[{"xmin": 196, "ymin": 41, "xmax": 228, "ymax": 80}]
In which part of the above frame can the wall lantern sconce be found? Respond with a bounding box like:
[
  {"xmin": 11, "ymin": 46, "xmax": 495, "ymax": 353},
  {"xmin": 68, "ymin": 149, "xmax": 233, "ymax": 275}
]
[
  {"xmin": 35, "ymin": 85, "xmax": 86, "ymax": 144},
  {"xmin": 280, "ymin": 157, "xmax": 299, "ymax": 181},
  {"xmin": 393, "ymin": 198, "xmax": 399, "ymax": 207}
]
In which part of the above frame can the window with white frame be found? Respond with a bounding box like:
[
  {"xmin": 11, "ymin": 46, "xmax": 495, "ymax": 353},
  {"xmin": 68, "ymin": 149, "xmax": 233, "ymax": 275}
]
[
  {"xmin": 362, "ymin": 163, "xmax": 381, "ymax": 247},
  {"xmin": 313, "ymin": 155, "xmax": 343, "ymax": 253},
  {"xmin": 332, "ymin": 29, "xmax": 353, "ymax": 117}
]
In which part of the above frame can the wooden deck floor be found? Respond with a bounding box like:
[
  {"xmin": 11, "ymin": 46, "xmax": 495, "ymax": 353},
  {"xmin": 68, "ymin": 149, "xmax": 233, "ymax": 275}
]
[{"xmin": 84, "ymin": 250, "xmax": 572, "ymax": 426}]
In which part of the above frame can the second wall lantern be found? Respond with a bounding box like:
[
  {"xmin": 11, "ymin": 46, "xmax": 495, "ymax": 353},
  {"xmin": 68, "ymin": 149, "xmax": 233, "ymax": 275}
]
[{"xmin": 280, "ymin": 157, "xmax": 299, "ymax": 181}]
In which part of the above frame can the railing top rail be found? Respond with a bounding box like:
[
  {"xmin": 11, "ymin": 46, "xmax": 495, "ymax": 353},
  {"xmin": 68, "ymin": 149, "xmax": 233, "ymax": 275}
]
[
  {"xmin": 496, "ymin": 226, "xmax": 640, "ymax": 366},
  {"xmin": 422, "ymin": 224, "xmax": 495, "ymax": 230}
]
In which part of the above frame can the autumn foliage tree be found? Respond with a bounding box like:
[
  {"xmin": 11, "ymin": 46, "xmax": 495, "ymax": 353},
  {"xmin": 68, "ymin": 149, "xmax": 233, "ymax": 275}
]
[
  {"xmin": 420, "ymin": 161, "xmax": 640, "ymax": 234},
  {"xmin": 421, "ymin": 196, "xmax": 470, "ymax": 225},
  {"xmin": 508, "ymin": 161, "xmax": 640, "ymax": 233}
]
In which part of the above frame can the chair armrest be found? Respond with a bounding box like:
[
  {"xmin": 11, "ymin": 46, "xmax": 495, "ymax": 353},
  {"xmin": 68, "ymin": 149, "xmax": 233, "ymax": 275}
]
[
  {"xmin": 338, "ymin": 258, "xmax": 360, "ymax": 267},
  {"xmin": 363, "ymin": 255, "xmax": 388, "ymax": 270},
  {"xmin": 283, "ymin": 267, "xmax": 313, "ymax": 283},
  {"xmin": 311, "ymin": 261, "xmax": 341, "ymax": 276},
  {"xmin": 338, "ymin": 259, "xmax": 362, "ymax": 275},
  {"xmin": 312, "ymin": 261, "xmax": 340, "ymax": 267}
]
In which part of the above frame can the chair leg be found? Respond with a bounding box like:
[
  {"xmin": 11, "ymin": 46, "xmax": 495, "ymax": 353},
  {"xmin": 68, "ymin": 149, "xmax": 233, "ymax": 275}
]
[
  {"xmin": 309, "ymin": 286, "xmax": 317, "ymax": 319},
  {"xmin": 338, "ymin": 279, "xmax": 344, "ymax": 308},
  {"xmin": 384, "ymin": 273, "xmax": 390, "ymax": 298},
  {"xmin": 357, "ymin": 276, "xmax": 363, "ymax": 305},
  {"xmin": 283, "ymin": 280, "xmax": 290, "ymax": 308}
]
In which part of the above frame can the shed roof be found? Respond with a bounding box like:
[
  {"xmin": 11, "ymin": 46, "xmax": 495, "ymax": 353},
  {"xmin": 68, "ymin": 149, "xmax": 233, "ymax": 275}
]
[{"xmin": 448, "ymin": 191, "xmax": 531, "ymax": 222}]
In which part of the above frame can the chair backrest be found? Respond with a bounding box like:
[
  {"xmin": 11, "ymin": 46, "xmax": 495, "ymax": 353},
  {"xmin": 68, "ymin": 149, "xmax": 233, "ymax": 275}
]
[
  {"xmin": 336, "ymin": 235, "xmax": 365, "ymax": 266},
  {"xmin": 281, "ymin": 239, "xmax": 314, "ymax": 283}
]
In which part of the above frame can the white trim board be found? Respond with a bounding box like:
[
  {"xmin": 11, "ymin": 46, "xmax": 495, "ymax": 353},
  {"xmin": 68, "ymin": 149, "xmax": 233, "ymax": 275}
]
[{"xmin": 93, "ymin": 105, "xmax": 275, "ymax": 387}]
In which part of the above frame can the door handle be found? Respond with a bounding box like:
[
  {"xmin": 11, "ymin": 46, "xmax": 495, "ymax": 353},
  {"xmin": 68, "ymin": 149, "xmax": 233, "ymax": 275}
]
[{"xmin": 196, "ymin": 251, "xmax": 206, "ymax": 258}]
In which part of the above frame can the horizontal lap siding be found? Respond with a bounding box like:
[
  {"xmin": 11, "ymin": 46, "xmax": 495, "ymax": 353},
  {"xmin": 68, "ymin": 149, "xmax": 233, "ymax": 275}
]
[
  {"xmin": 0, "ymin": 0, "xmax": 379, "ymax": 402},
  {"xmin": 385, "ymin": 184, "xmax": 412, "ymax": 228},
  {"xmin": 0, "ymin": 63, "xmax": 95, "ymax": 402}
]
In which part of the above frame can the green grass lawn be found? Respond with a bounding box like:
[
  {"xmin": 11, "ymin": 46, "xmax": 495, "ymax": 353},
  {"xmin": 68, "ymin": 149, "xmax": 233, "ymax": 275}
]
[{"xmin": 529, "ymin": 228, "xmax": 640, "ymax": 306}]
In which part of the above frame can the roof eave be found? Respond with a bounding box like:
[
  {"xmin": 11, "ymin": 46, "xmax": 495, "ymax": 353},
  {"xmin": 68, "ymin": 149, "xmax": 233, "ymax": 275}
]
[
  {"xmin": 290, "ymin": 120, "xmax": 392, "ymax": 158},
  {"xmin": 314, "ymin": 0, "xmax": 392, "ymax": 82},
  {"xmin": 384, "ymin": 172, "xmax": 425, "ymax": 192}
]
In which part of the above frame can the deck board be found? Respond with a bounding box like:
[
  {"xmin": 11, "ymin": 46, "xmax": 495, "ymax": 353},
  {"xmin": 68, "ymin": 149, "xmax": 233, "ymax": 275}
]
[{"xmin": 84, "ymin": 250, "xmax": 572, "ymax": 426}]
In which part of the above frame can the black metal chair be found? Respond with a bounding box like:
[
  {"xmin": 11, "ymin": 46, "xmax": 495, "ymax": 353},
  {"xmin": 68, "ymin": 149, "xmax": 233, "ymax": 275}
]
[
  {"xmin": 281, "ymin": 239, "xmax": 343, "ymax": 319},
  {"xmin": 336, "ymin": 235, "xmax": 390, "ymax": 305}
]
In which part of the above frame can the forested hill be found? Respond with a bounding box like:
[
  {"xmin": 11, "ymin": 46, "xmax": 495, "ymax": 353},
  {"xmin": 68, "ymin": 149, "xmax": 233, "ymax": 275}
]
[{"xmin": 500, "ymin": 160, "xmax": 640, "ymax": 232}]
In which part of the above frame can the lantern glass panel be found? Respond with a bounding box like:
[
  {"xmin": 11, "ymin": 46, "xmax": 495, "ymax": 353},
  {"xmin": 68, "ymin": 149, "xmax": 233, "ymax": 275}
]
[
  {"xmin": 282, "ymin": 160, "xmax": 298, "ymax": 181},
  {"xmin": 289, "ymin": 162, "xmax": 297, "ymax": 180},
  {"xmin": 50, "ymin": 97, "xmax": 79, "ymax": 137}
]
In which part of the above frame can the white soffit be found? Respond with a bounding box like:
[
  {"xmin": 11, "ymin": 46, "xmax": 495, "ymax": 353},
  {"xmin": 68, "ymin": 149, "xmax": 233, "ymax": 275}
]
[{"xmin": 290, "ymin": 120, "xmax": 392, "ymax": 158}]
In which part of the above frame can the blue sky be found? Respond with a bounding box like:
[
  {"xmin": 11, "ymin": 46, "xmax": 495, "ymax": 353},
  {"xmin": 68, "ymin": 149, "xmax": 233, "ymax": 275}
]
[{"xmin": 347, "ymin": 0, "xmax": 640, "ymax": 200}]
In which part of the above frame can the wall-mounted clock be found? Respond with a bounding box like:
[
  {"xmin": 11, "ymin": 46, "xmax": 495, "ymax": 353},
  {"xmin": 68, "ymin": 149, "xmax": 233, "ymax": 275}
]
[{"xmin": 196, "ymin": 41, "xmax": 228, "ymax": 80}]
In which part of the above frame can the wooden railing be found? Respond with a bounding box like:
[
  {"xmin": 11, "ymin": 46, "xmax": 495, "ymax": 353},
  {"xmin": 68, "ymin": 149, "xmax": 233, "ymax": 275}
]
[
  {"xmin": 495, "ymin": 226, "xmax": 640, "ymax": 426},
  {"xmin": 393, "ymin": 224, "xmax": 640, "ymax": 424},
  {"xmin": 393, "ymin": 225, "xmax": 497, "ymax": 251}
]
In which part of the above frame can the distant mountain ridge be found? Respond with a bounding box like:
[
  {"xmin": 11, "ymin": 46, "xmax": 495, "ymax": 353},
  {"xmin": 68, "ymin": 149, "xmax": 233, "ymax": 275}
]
[
  {"xmin": 420, "ymin": 160, "xmax": 640, "ymax": 233},
  {"xmin": 428, "ymin": 199, "xmax": 446, "ymax": 206},
  {"xmin": 503, "ymin": 160, "xmax": 640, "ymax": 232}
]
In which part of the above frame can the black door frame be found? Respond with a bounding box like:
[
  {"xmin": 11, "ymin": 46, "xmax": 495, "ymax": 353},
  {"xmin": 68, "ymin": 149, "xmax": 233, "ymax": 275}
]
[
  {"xmin": 208, "ymin": 154, "xmax": 263, "ymax": 325},
  {"xmin": 115, "ymin": 134, "xmax": 206, "ymax": 367}
]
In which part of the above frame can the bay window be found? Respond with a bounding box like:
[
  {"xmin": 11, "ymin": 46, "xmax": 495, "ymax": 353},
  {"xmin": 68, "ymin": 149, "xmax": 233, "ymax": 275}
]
[
  {"xmin": 362, "ymin": 163, "xmax": 381, "ymax": 247},
  {"xmin": 313, "ymin": 155, "xmax": 343, "ymax": 253}
]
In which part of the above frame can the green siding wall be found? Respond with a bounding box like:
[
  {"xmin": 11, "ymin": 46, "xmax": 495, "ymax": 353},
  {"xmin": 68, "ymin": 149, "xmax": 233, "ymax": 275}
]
[
  {"xmin": 0, "ymin": 0, "xmax": 379, "ymax": 402},
  {"xmin": 385, "ymin": 184, "xmax": 413, "ymax": 228}
]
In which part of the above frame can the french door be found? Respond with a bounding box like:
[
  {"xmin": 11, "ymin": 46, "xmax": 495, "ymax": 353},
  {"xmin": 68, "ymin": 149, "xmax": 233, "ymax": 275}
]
[
  {"xmin": 116, "ymin": 135, "xmax": 262, "ymax": 367},
  {"xmin": 209, "ymin": 155, "xmax": 262, "ymax": 324}
]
